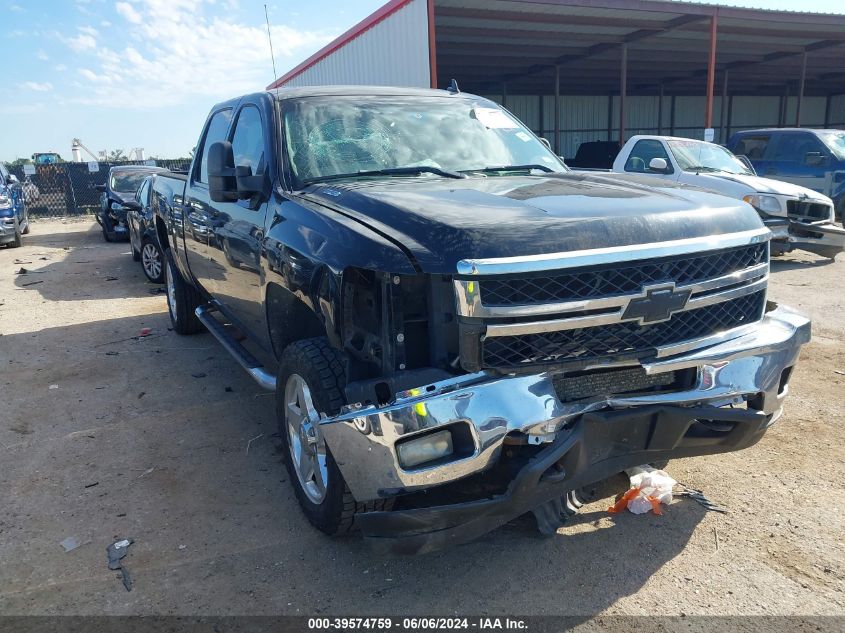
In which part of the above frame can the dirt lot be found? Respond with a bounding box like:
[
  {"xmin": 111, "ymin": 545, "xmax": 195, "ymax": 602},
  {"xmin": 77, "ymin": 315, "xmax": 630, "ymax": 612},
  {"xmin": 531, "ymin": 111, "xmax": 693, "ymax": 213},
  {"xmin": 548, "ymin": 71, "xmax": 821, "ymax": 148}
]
[{"xmin": 1, "ymin": 219, "xmax": 843, "ymax": 618}]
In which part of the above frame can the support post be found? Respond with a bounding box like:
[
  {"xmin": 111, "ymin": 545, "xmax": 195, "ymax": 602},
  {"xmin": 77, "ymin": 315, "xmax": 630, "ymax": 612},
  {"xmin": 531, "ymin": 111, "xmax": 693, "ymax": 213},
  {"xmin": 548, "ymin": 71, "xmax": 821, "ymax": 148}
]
[
  {"xmin": 719, "ymin": 69, "xmax": 729, "ymax": 143},
  {"xmin": 607, "ymin": 94, "xmax": 613, "ymax": 139},
  {"xmin": 704, "ymin": 11, "xmax": 718, "ymax": 130},
  {"xmin": 795, "ymin": 51, "xmax": 807, "ymax": 127},
  {"xmin": 824, "ymin": 94, "xmax": 832, "ymax": 128},
  {"xmin": 554, "ymin": 65, "xmax": 560, "ymax": 155},
  {"xmin": 670, "ymin": 94, "xmax": 676, "ymax": 135},
  {"xmin": 726, "ymin": 94, "xmax": 733, "ymax": 141},
  {"xmin": 619, "ymin": 43, "xmax": 627, "ymax": 146},
  {"xmin": 538, "ymin": 94, "xmax": 544, "ymax": 138},
  {"xmin": 502, "ymin": 81, "xmax": 507, "ymax": 108},
  {"xmin": 657, "ymin": 82, "xmax": 664, "ymax": 135},
  {"xmin": 780, "ymin": 83, "xmax": 790, "ymax": 127}
]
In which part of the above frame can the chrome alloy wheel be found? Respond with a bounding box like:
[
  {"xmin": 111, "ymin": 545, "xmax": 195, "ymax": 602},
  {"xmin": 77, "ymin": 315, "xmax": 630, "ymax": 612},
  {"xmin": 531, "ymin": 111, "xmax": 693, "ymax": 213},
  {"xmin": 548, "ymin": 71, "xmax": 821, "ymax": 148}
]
[
  {"xmin": 142, "ymin": 242, "xmax": 162, "ymax": 280},
  {"xmin": 165, "ymin": 259, "xmax": 177, "ymax": 323},
  {"xmin": 285, "ymin": 373, "xmax": 329, "ymax": 504}
]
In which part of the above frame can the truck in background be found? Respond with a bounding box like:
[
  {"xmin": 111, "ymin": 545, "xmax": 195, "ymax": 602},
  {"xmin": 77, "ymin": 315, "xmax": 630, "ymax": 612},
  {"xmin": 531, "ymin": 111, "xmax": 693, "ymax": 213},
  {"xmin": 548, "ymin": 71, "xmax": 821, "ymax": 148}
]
[{"xmin": 573, "ymin": 134, "xmax": 845, "ymax": 260}]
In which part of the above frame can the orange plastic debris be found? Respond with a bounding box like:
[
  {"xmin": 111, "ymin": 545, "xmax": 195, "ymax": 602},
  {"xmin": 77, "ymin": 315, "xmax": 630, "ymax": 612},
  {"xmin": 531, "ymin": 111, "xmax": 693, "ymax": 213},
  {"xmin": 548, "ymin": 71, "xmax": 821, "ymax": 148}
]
[
  {"xmin": 139, "ymin": 328, "xmax": 152, "ymax": 337},
  {"xmin": 607, "ymin": 487, "xmax": 640, "ymax": 513}
]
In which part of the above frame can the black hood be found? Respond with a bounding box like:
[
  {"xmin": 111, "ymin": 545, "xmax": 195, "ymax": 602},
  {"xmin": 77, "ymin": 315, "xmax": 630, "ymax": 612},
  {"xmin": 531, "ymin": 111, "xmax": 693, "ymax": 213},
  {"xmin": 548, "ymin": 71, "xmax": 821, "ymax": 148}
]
[{"xmin": 304, "ymin": 172, "xmax": 763, "ymax": 274}]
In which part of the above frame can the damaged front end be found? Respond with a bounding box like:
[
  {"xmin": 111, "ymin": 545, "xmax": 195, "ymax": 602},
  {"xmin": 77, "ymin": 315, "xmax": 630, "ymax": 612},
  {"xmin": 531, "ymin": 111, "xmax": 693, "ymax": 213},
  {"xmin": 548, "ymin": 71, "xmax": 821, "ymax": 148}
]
[
  {"xmin": 754, "ymin": 195, "xmax": 845, "ymax": 259},
  {"xmin": 322, "ymin": 230, "xmax": 811, "ymax": 553}
]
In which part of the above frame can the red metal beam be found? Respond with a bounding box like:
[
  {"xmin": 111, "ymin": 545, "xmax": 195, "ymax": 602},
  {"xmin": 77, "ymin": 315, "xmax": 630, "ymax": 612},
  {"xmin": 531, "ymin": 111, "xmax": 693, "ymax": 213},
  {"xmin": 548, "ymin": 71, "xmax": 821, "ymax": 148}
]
[{"xmin": 427, "ymin": 0, "xmax": 438, "ymax": 88}]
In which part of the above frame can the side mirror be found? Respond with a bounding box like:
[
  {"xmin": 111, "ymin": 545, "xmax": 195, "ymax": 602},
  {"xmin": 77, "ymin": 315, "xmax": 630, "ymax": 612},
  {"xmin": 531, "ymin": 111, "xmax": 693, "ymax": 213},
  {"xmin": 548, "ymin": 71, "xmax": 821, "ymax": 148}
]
[
  {"xmin": 207, "ymin": 141, "xmax": 238, "ymax": 203},
  {"xmin": 805, "ymin": 152, "xmax": 827, "ymax": 166},
  {"xmin": 122, "ymin": 200, "xmax": 143, "ymax": 212},
  {"xmin": 648, "ymin": 157, "xmax": 670, "ymax": 173},
  {"xmin": 95, "ymin": 184, "xmax": 107, "ymax": 192},
  {"xmin": 7, "ymin": 174, "xmax": 19, "ymax": 185}
]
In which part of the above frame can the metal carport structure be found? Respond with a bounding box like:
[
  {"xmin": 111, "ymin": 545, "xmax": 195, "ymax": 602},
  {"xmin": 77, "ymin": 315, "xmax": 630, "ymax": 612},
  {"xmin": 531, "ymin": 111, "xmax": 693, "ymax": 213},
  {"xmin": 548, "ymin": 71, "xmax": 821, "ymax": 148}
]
[{"xmin": 268, "ymin": 0, "xmax": 845, "ymax": 155}]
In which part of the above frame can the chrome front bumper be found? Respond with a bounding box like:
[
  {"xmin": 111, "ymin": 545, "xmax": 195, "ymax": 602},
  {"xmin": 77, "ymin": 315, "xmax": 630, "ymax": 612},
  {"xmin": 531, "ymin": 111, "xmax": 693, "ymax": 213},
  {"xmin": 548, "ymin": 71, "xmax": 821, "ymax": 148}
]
[{"xmin": 320, "ymin": 304, "xmax": 811, "ymax": 502}]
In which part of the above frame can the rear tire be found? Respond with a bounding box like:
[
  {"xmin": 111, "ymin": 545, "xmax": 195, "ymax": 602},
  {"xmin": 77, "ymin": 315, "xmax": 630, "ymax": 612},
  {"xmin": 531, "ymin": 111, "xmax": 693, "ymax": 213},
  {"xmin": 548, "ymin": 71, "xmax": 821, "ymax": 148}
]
[
  {"xmin": 141, "ymin": 238, "xmax": 164, "ymax": 284},
  {"xmin": 164, "ymin": 248, "xmax": 204, "ymax": 334},
  {"xmin": 21, "ymin": 220, "xmax": 30, "ymax": 235},
  {"xmin": 276, "ymin": 338, "xmax": 391, "ymax": 535},
  {"xmin": 11, "ymin": 227, "xmax": 22, "ymax": 248}
]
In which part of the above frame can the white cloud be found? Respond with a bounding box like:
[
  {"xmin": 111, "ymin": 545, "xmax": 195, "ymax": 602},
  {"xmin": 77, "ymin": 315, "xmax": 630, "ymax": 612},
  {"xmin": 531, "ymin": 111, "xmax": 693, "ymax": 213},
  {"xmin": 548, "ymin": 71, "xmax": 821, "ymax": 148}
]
[
  {"xmin": 101, "ymin": 20, "xmax": 112, "ymax": 27},
  {"xmin": 70, "ymin": 0, "xmax": 336, "ymax": 109},
  {"xmin": 65, "ymin": 33, "xmax": 97, "ymax": 53},
  {"xmin": 37, "ymin": 49, "xmax": 49, "ymax": 61},
  {"xmin": 115, "ymin": 2, "xmax": 143, "ymax": 24},
  {"xmin": 55, "ymin": 64, "xmax": 68, "ymax": 71},
  {"xmin": 10, "ymin": 3, "xmax": 23, "ymax": 12},
  {"xmin": 21, "ymin": 81, "xmax": 53, "ymax": 92}
]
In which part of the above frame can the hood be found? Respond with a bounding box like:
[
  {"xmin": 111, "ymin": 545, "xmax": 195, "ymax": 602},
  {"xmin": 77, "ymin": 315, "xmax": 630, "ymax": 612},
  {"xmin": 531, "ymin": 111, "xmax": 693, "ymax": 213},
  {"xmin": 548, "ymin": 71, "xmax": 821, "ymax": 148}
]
[
  {"xmin": 697, "ymin": 171, "xmax": 831, "ymax": 201},
  {"xmin": 303, "ymin": 173, "xmax": 764, "ymax": 274}
]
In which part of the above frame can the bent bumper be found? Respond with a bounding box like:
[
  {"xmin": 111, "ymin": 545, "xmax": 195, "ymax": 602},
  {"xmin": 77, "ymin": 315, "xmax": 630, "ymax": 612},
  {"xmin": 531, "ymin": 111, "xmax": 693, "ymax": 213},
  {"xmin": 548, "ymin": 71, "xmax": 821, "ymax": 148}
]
[
  {"xmin": 320, "ymin": 304, "xmax": 810, "ymax": 551},
  {"xmin": 767, "ymin": 218, "xmax": 845, "ymax": 258}
]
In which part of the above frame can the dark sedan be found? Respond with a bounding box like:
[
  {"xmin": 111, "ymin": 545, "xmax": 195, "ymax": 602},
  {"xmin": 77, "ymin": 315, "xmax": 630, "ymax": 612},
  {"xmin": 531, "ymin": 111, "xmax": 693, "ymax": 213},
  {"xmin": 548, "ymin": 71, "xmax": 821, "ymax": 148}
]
[{"xmin": 94, "ymin": 165, "xmax": 167, "ymax": 242}]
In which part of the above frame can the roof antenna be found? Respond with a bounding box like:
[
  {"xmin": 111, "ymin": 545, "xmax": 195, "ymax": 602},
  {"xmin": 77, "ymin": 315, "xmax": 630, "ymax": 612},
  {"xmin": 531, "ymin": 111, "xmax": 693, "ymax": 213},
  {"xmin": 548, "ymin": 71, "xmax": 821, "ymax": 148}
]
[
  {"xmin": 264, "ymin": 4, "xmax": 278, "ymax": 85},
  {"xmin": 448, "ymin": 78, "xmax": 460, "ymax": 94}
]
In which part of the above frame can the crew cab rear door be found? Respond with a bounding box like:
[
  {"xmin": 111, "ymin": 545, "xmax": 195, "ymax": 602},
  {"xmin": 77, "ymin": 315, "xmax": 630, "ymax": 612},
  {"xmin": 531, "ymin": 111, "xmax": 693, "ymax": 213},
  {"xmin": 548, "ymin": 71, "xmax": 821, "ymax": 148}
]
[{"xmin": 199, "ymin": 99, "xmax": 271, "ymax": 336}]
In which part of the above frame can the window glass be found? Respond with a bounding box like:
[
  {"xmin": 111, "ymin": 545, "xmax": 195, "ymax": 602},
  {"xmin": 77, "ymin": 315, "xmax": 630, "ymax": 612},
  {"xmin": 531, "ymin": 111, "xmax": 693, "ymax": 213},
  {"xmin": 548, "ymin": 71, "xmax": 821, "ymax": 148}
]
[
  {"xmin": 110, "ymin": 171, "xmax": 148, "ymax": 193},
  {"xmin": 230, "ymin": 106, "xmax": 265, "ymax": 174},
  {"xmin": 733, "ymin": 135, "xmax": 770, "ymax": 160},
  {"xmin": 283, "ymin": 96, "xmax": 566, "ymax": 185},
  {"xmin": 624, "ymin": 139, "xmax": 671, "ymax": 173},
  {"xmin": 773, "ymin": 133, "xmax": 826, "ymax": 161},
  {"xmin": 667, "ymin": 140, "xmax": 753, "ymax": 175},
  {"xmin": 817, "ymin": 130, "xmax": 845, "ymax": 160},
  {"xmin": 197, "ymin": 109, "xmax": 233, "ymax": 184},
  {"xmin": 136, "ymin": 179, "xmax": 150, "ymax": 204}
]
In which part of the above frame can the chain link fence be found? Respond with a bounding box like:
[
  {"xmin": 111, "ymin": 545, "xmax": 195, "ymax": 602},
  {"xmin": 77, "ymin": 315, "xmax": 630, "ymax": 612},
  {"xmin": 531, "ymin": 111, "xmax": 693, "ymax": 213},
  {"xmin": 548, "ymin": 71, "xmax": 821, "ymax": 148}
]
[{"xmin": 7, "ymin": 159, "xmax": 190, "ymax": 218}]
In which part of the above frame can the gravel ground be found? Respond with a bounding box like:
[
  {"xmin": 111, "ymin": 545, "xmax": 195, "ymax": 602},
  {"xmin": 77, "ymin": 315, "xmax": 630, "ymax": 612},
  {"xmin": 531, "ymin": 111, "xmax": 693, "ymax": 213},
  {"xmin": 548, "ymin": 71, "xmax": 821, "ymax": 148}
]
[{"xmin": 0, "ymin": 219, "xmax": 843, "ymax": 618}]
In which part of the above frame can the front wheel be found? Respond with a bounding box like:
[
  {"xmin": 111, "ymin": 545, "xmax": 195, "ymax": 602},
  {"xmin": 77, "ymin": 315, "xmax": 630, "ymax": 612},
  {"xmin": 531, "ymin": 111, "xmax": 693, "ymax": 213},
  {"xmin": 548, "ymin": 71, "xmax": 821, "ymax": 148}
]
[
  {"xmin": 141, "ymin": 238, "xmax": 164, "ymax": 283},
  {"xmin": 164, "ymin": 248, "xmax": 204, "ymax": 334},
  {"xmin": 276, "ymin": 338, "xmax": 390, "ymax": 535},
  {"xmin": 10, "ymin": 226, "xmax": 22, "ymax": 248}
]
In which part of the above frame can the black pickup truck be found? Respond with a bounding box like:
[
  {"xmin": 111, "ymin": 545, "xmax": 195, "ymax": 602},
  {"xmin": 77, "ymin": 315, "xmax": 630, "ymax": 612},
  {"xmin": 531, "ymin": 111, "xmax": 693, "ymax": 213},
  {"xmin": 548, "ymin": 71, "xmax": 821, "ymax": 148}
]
[{"xmin": 151, "ymin": 86, "xmax": 810, "ymax": 554}]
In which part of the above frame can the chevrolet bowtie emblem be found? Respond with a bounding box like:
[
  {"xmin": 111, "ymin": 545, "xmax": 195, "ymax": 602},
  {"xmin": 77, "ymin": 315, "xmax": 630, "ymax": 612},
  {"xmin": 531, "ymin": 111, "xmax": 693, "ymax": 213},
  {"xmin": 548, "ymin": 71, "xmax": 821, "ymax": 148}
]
[{"xmin": 622, "ymin": 284, "xmax": 692, "ymax": 325}]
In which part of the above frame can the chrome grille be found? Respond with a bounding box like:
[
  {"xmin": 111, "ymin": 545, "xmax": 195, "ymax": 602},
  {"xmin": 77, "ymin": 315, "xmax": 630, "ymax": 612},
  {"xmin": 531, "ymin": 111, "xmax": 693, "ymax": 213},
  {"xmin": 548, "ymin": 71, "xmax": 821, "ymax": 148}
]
[
  {"xmin": 479, "ymin": 243, "xmax": 766, "ymax": 307},
  {"xmin": 482, "ymin": 290, "xmax": 765, "ymax": 368},
  {"xmin": 454, "ymin": 234, "xmax": 771, "ymax": 372}
]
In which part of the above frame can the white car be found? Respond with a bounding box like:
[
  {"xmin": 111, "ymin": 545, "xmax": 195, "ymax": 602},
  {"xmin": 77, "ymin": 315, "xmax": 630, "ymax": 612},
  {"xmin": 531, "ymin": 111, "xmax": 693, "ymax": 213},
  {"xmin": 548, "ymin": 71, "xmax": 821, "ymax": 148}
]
[{"xmin": 611, "ymin": 135, "xmax": 845, "ymax": 259}]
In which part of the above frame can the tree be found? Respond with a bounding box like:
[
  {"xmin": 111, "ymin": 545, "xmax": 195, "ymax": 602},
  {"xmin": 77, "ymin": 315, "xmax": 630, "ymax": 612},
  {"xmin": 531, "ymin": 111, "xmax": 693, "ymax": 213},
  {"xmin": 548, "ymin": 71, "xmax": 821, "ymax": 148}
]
[{"xmin": 108, "ymin": 149, "xmax": 127, "ymax": 161}]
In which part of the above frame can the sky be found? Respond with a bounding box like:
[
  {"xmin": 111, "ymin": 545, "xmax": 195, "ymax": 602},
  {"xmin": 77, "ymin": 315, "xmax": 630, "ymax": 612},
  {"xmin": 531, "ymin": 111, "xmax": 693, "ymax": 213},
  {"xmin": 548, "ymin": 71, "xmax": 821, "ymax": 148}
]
[{"xmin": 2, "ymin": 0, "xmax": 844, "ymax": 162}]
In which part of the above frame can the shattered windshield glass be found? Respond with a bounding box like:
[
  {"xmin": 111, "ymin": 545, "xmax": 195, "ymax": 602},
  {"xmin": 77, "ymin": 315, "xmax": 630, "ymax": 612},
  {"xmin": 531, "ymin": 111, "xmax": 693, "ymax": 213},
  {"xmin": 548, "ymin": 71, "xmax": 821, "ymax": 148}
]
[
  {"xmin": 817, "ymin": 130, "xmax": 845, "ymax": 160},
  {"xmin": 283, "ymin": 96, "xmax": 566, "ymax": 185}
]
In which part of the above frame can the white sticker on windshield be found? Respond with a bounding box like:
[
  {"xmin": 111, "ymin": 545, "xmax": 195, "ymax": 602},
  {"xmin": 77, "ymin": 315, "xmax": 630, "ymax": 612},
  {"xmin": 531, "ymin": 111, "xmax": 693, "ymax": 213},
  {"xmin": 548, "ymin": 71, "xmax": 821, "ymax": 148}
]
[
  {"xmin": 515, "ymin": 131, "xmax": 532, "ymax": 142},
  {"xmin": 473, "ymin": 108, "xmax": 519, "ymax": 129}
]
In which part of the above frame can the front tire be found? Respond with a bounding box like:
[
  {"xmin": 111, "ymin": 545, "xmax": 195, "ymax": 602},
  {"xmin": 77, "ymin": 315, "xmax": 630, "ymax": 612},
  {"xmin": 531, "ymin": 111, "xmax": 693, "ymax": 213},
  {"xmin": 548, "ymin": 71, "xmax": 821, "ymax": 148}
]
[
  {"xmin": 141, "ymin": 238, "xmax": 164, "ymax": 283},
  {"xmin": 11, "ymin": 225, "xmax": 22, "ymax": 248},
  {"xmin": 276, "ymin": 338, "xmax": 390, "ymax": 535},
  {"xmin": 164, "ymin": 248, "xmax": 204, "ymax": 334}
]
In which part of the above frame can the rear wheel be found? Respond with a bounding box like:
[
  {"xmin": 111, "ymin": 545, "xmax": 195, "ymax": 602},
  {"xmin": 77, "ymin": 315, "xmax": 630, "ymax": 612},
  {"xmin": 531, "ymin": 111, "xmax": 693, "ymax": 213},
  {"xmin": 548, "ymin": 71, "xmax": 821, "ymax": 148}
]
[
  {"xmin": 276, "ymin": 338, "xmax": 391, "ymax": 535},
  {"xmin": 164, "ymin": 248, "xmax": 204, "ymax": 334},
  {"xmin": 141, "ymin": 238, "xmax": 164, "ymax": 283},
  {"xmin": 10, "ymin": 225, "xmax": 22, "ymax": 248}
]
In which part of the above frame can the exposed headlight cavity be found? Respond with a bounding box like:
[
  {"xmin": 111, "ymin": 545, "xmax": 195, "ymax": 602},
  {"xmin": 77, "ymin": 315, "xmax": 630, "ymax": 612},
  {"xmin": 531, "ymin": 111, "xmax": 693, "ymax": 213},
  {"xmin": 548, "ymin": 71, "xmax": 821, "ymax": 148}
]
[{"xmin": 397, "ymin": 429, "xmax": 454, "ymax": 469}]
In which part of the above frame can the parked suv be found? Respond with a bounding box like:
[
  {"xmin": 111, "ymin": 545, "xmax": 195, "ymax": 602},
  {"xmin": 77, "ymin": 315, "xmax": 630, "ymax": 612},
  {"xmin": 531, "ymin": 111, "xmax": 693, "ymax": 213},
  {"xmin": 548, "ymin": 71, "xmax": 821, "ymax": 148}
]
[
  {"xmin": 152, "ymin": 86, "xmax": 810, "ymax": 553},
  {"xmin": 94, "ymin": 165, "xmax": 166, "ymax": 242},
  {"xmin": 727, "ymin": 128, "xmax": 845, "ymax": 220},
  {"xmin": 0, "ymin": 162, "xmax": 30, "ymax": 248}
]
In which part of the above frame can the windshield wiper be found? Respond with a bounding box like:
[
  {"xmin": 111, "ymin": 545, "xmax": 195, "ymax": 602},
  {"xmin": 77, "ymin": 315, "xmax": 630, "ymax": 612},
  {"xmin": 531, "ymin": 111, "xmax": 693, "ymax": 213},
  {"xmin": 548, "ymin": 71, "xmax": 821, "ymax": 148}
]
[
  {"xmin": 303, "ymin": 166, "xmax": 464, "ymax": 185},
  {"xmin": 685, "ymin": 165, "xmax": 725, "ymax": 173},
  {"xmin": 462, "ymin": 164, "xmax": 555, "ymax": 174}
]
